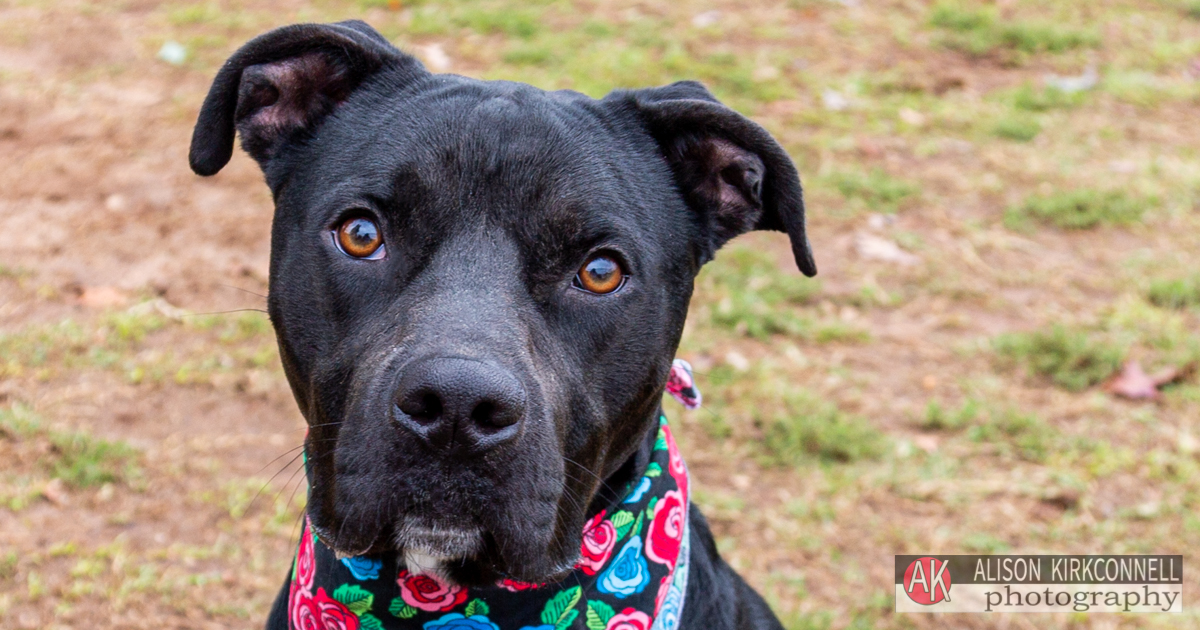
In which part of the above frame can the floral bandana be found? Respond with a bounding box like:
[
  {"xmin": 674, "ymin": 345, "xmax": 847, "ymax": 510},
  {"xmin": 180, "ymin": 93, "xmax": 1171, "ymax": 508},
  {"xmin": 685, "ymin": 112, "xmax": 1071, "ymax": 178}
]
[
  {"xmin": 288, "ymin": 415, "xmax": 692, "ymax": 630},
  {"xmin": 664, "ymin": 360, "xmax": 701, "ymax": 411}
]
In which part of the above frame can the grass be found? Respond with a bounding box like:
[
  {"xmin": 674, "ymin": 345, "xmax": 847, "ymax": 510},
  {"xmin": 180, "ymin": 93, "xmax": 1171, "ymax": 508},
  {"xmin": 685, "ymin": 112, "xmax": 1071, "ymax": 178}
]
[
  {"xmin": 0, "ymin": 405, "xmax": 140, "ymax": 490},
  {"xmin": 1147, "ymin": 275, "xmax": 1200, "ymax": 309},
  {"xmin": 459, "ymin": 6, "xmax": 543, "ymax": 39},
  {"xmin": 920, "ymin": 399, "xmax": 979, "ymax": 431},
  {"xmin": 967, "ymin": 407, "xmax": 1057, "ymax": 463},
  {"xmin": 1004, "ymin": 189, "xmax": 1147, "ymax": 230},
  {"xmin": 825, "ymin": 169, "xmax": 921, "ymax": 214},
  {"xmin": 992, "ymin": 113, "xmax": 1042, "ymax": 141},
  {"xmin": 757, "ymin": 391, "xmax": 886, "ymax": 464},
  {"xmin": 1010, "ymin": 83, "xmax": 1086, "ymax": 111},
  {"xmin": 699, "ymin": 247, "xmax": 822, "ymax": 340},
  {"xmin": 0, "ymin": 307, "xmax": 277, "ymax": 385},
  {"xmin": 1165, "ymin": 0, "xmax": 1200, "ymax": 19},
  {"xmin": 994, "ymin": 325, "xmax": 1125, "ymax": 391},
  {"xmin": 929, "ymin": 2, "xmax": 1099, "ymax": 59}
]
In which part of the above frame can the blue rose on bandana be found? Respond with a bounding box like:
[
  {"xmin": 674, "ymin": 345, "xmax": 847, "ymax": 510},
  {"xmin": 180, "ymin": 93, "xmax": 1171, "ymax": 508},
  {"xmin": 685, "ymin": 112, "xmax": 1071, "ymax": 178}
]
[
  {"xmin": 340, "ymin": 555, "xmax": 381, "ymax": 580},
  {"xmin": 423, "ymin": 613, "xmax": 501, "ymax": 630},
  {"xmin": 657, "ymin": 578, "xmax": 685, "ymax": 629},
  {"xmin": 623, "ymin": 476, "xmax": 652, "ymax": 504},
  {"xmin": 598, "ymin": 535, "xmax": 650, "ymax": 598}
]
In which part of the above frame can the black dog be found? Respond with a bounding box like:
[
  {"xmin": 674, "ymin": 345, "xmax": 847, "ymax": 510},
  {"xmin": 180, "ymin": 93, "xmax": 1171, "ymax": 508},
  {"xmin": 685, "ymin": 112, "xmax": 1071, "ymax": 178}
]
[{"xmin": 190, "ymin": 21, "xmax": 816, "ymax": 630}]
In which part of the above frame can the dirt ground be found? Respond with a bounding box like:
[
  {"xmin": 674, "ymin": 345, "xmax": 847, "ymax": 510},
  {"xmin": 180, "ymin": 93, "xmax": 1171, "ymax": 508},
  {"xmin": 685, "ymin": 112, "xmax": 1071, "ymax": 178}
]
[{"xmin": 1, "ymin": 0, "xmax": 1199, "ymax": 628}]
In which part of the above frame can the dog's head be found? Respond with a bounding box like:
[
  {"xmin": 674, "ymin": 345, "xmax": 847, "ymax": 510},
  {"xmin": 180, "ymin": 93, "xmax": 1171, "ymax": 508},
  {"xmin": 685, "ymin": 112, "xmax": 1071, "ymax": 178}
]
[{"xmin": 191, "ymin": 21, "xmax": 816, "ymax": 585}]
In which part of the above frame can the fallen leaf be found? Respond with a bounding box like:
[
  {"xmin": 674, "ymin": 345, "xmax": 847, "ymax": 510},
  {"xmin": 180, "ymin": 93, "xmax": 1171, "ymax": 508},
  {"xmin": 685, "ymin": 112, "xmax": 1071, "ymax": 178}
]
[
  {"xmin": 78, "ymin": 286, "xmax": 126, "ymax": 308},
  {"xmin": 156, "ymin": 41, "xmax": 187, "ymax": 66},
  {"xmin": 913, "ymin": 435, "xmax": 939, "ymax": 453},
  {"xmin": 1104, "ymin": 361, "xmax": 1160, "ymax": 399},
  {"xmin": 416, "ymin": 44, "xmax": 451, "ymax": 71},
  {"xmin": 898, "ymin": 108, "xmax": 926, "ymax": 126},
  {"xmin": 855, "ymin": 232, "xmax": 919, "ymax": 266},
  {"xmin": 95, "ymin": 483, "xmax": 115, "ymax": 503},
  {"xmin": 1040, "ymin": 487, "xmax": 1080, "ymax": 510},
  {"xmin": 821, "ymin": 89, "xmax": 850, "ymax": 112},
  {"xmin": 1044, "ymin": 66, "xmax": 1098, "ymax": 93},
  {"xmin": 725, "ymin": 350, "xmax": 750, "ymax": 372},
  {"xmin": 691, "ymin": 10, "xmax": 721, "ymax": 28},
  {"xmin": 1104, "ymin": 360, "xmax": 1187, "ymax": 400},
  {"xmin": 42, "ymin": 478, "xmax": 68, "ymax": 507}
]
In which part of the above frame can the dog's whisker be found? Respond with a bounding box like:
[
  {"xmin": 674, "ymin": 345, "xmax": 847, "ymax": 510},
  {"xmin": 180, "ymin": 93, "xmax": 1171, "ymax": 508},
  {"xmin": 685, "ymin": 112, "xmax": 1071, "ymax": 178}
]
[
  {"xmin": 562, "ymin": 456, "xmax": 620, "ymax": 498},
  {"xmin": 273, "ymin": 463, "xmax": 306, "ymax": 510},
  {"xmin": 303, "ymin": 420, "xmax": 346, "ymax": 430},
  {"xmin": 246, "ymin": 448, "xmax": 307, "ymax": 516},
  {"xmin": 183, "ymin": 308, "xmax": 269, "ymax": 317},
  {"xmin": 217, "ymin": 283, "xmax": 269, "ymax": 300},
  {"xmin": 273, "ymin": 448, "xmax": 328, "ymax": 513},
  {"xmin": 282, "ymin": 462, "xmax": 311, "ymax": 521},
  {"xmin": 252, "ymin": 444, "xmax": 305, "ymax": 477}
]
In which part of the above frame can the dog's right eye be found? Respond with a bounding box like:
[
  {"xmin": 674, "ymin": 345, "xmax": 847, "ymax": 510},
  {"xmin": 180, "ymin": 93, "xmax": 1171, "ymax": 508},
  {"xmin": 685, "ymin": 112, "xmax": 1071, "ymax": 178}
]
[
  {"xmin": 574, "ymin": 254, "xmax": 626, "ymax": 294},
  {"xmin": 335, "ymin": 217, "xmax": 385, "ymax": 259}
]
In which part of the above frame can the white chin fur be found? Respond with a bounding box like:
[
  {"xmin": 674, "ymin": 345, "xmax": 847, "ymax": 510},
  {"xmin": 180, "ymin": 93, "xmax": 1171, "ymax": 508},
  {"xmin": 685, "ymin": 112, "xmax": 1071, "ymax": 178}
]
[
  {"xmin": 394, "ymin": 522, "xmax": 482, "ymax": 583},
  {"xmin": 404, "ymin": 549, "xmax": 453, "ymax": 581}
]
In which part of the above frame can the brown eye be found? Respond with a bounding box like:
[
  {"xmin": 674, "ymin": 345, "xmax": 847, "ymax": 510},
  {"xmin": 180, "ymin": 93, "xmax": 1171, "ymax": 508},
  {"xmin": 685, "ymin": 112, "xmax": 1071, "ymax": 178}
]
[
  {"xmin": 336, "ymin": 217, "xmax": 384, "ymax": 259},
  {"xmin": 574, "ymin": 254, "xmax": 625, "ymax": 294}
]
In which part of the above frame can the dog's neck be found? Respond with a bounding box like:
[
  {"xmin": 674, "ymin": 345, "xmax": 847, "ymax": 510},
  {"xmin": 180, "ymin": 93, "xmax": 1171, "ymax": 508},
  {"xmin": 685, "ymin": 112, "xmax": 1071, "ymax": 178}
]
[
  {"xmin": 587, "ymin": 359, "xmax": 702, "ymax": 521},
  {"xmin": 585, "ymin": 404, "xmax": 663, "ymax": 520}
]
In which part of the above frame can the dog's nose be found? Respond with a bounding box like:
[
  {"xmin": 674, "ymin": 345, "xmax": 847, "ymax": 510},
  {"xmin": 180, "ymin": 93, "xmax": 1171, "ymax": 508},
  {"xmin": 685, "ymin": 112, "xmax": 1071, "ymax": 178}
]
[{"xmin": 393, "ymin": 358, "xmax": 526, "ymax": 452}]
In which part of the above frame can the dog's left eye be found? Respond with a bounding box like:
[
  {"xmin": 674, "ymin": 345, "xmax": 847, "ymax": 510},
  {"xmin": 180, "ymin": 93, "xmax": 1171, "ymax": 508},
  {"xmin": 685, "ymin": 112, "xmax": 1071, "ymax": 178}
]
[
  {"xmin": 335, "ymin": 217, "xmax": 385, "ymax": 260},
  {"xmin": 574, "ymin": 254, "xmax": 626, "ymax": 294}
]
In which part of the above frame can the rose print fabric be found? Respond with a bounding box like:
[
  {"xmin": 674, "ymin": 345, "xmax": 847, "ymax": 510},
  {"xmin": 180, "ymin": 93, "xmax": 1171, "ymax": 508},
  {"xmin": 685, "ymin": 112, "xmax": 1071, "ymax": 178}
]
[{"xmin": 287, "ymin": 416, "xmax": 691, "ymax": 630}]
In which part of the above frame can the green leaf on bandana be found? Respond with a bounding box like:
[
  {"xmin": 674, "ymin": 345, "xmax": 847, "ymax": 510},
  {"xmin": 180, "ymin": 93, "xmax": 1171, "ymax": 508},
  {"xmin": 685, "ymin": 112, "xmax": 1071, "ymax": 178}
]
[
  {"xmin": 647, "ymin": 496, "xmax": 659, "ymax": 516},
  {"xmin": 360, "ymin": 613, "xmax": 385, "ymax": 630},
  {"xmin": 654, "ymin": 430, "xmax": 668, "ymax": 451},
  {"xmin": 632, "ymin": 511, "xmax": 645, "ymax": 537},
  {"xmin": 610, "ymin": 510, "xmax": 635, "ymax": 540},
  {"xmin": 645, "ymin": 462, "xmax": 662, "ymax": 478},
  {"xmin": 586, "ymin": 600, "xmax": 616, "ymax": 630},
  {"xmin": 465, "ymin": 599, "xmax": 490, "ymax": 617},
  {"xmin": 333, "ymin": 584, "xmax": 374, "ymax": 616},
  {"xmin": 540, "ymin": 585, "xmax": 582, "ymax": 625},
  {"xmin": 555, "ymin": 609, "xmax": 579, "ymax": 630},
  {"xmin": 389, "ymin": 598, "xmax": 418, "ymax": 619}
]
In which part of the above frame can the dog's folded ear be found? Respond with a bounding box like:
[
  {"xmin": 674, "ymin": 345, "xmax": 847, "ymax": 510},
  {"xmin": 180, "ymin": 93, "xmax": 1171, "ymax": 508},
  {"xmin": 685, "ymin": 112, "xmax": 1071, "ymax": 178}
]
[
  {"xmin": 612, "ymin": 81, "xmax": 816, "ymax": 276},
  {"xmin": 189, "ymin": 20, "xmax": 425, "ymax": 176}
]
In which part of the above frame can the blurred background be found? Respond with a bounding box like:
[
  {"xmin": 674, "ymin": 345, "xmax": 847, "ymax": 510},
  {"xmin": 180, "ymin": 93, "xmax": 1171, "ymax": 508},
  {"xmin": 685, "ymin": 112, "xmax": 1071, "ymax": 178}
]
[{"xmin": 1, "ymin": 0, "xmax": 1199, "ymax": 628}]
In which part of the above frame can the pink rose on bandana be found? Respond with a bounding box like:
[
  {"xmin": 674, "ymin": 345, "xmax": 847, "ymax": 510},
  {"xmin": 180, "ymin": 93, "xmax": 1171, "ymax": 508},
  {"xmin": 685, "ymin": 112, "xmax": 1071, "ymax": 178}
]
[
  {"xmin": 398, "ymin": 570, "xmax": 468, "ymax": 612},
  {"xmin": 661, "ymin": 423, "xmax": 688, "ymax": 495},
  {"xmin": 498, "ymin": 577, "xmax": 543, "ymax": 592},
  {"xmin": 606, "ymin": 608, "xmax": 652, "ymax": 630},
  {"xmin": 291, "ymin": 591, "xmax": 321, "ymax": 630},
  {"xmin": 295, "ymin": 518, "xmax": 316, "ymax": 592},
  {"xmin": 311, "ymin": 587, "xmax": 361, "ymax": 630},
  {"xmin": 645, "ymin": 489, "xmax": 685, "ymax": 567},
  {"xmin": 655, "ymin": 574, "xmax": 672, "ymax": 612},
  {"xmin": 578, "ymin": 510, "xmax": 618, "ymax": 575},
  {"xmin": 288, "ymin": 518, "xmax": 319, "ymax": 629}
]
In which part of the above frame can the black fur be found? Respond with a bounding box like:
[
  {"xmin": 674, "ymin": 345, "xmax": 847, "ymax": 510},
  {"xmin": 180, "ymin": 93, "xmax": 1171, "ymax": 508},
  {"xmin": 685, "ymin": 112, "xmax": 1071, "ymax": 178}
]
[{"xmin": 190, "ymin": 20, "xmax": 814, "ymax": 630}]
